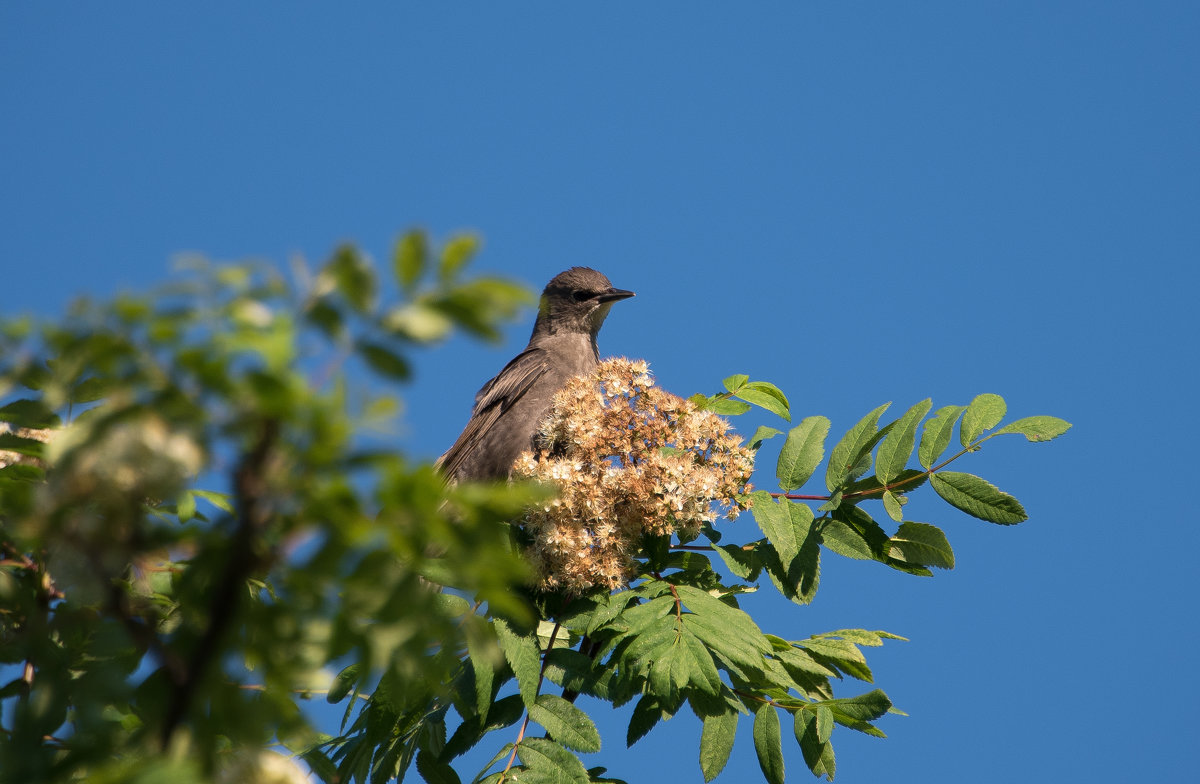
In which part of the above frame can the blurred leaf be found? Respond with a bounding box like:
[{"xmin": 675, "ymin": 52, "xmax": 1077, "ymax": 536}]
[
  {"xmin": 393, "ymin": 231, "xmax": 428, "ymax": 294},
  {"xmin": 383, "ymin": 303, "xmax": 454, "ymax": 343},
  {"xmin": 356, "ymin": 340, "xmax": 412, "ymax": 380},
  {"xmin": 0, "ymin": 399, "xmax": 60, "ymax": 429},
  {"xmin": 438, "ymin": 234, "xmax": 480, "ymax": 283},
  {"xmin": 323, "ymin": 244, "xmax": 376, "ymax": 313}
]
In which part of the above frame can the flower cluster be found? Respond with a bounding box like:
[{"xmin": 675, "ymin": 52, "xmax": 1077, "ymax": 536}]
[{"xmin": 512, "ymin": 358, "xmax": 754, "ymax": 593}]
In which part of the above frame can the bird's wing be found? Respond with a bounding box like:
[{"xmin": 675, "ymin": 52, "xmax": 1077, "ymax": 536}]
[{"xmin": 436, "ymin": 347, "xmax": 551, "ymax": 480}]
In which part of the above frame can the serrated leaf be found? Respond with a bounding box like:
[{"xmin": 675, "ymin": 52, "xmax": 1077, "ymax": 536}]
[
  {"xmin": 393, "ymin": 231, "xmax": 427, "ymax": 293},
  {"xmin": 930, "ymin": 471, "xmax": 1027, "ymax": 524},
  {"xmin": 494, "ymin": 620, "xmax": 542, "ymax": 707},
  {"xmin": 995, "ymin": 416, "xmax": 1072, "ymax": 442},
  {"xmin": 529, "ymin": 694, "xmax": 601, "ymax": 753},
  {"xmin": 794, "ymin": 710, "xmax": 836, "ymax": 780},
  {"xmin": 700, "ymin": 709, "xmax": 738, "ymax": 782},
  {"xmin": 722, "ymin": 374, "xmax": 749, "ymax": 392},
  {"xmin": 748, "ymin": 425, "xmax": 782, "ymax": 451},
  {"xmin": 918, "ymin": 404, "xmax": 965, "ymax": 469},
  {"xmin": 889, "ymin": 522, "xmax": 955, "ymax": 569},
  {"xmin": 881, "ymin": 490, "xmax": 903, "ymax": 522},
  {"xmin": 875, "ymin": 399, "xmax": 932, "ymax": 484},
  {"xmin": 416, "ymin": 749, "xmax": 462, "ymax": 784},
  {"xmin": 819, "ymin": 508, "xmax": 888, "ymax": 561},
  {"xmin": 466, "ymin": 633, "xmax": 497, "ymax": 721},
  {"xmin": 821, "ymin": 688, "xmax": 892, "ymax": 730},
  {"xmin": 960, "ymin": 393, "xmax": 1006, "ymax": 446},
  {"xmin": 516, "ymin": 737, "xmax": 590, "ymax": 784},
  {"xmin": 680, "ymin": 629, "xmax": 723, "ymax": 695},
  {"xmin": 626, "ymin": 695, "xmax": 661, "ymax": 747},
  {"xmin": 752, "ymin": 703, "xmax": 785, "ymax": 784},
  {"xmin": 776, "ymin": 416, "xmax": 830, "ymax": 492},
  {"xmin": 734, "ymin": 381, "xmax": 790, "ymax": 422},
  {"xmin": 826, "ymin": 402, "xmax": 891, "ymax": 492}
]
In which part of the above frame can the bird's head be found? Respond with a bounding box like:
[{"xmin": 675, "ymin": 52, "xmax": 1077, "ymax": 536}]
[{"xmin": 535, "ymin": 267, "xmax": 634, "ymax": 337}]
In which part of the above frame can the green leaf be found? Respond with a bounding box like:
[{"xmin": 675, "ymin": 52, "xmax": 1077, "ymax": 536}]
[
  {"xmin": 176, "ymin": 491, "xmax": 197, "ymax": 523},
  {"xmin": 190, "ymin": 489, "xmax": 234, "ymax": 514},
  {"xmin": 930, "ymin": 471, "xmax": 1027, "ymax": 524},
  {"xmin": 529, "ymin": 694, "xmax": 601, "ymax": 753},
  {"xmin": 752, "ymin": 703, "xmax": 785, "ymax": 784},
  {"xmin": 960, "ymin": 393, "xmax": 1006, "ymax": 446},
  {"xmin": 0, "ymin": 399, "xmax": 60, "ymax": 429},
  {"xmin": 680, "ymin": 629, "xmax": 723, "ymax": 696},
  {"xmin": 826, "ymin": 402, "xmax": 891, "ymax": 492},
  {"xmin": 794, "ymin": 710, "xmax": 836, "ymax": 781},
  {"xmin": 626, "ymin": 695, "xmax": 662, "ymax": 747},
  {"xmin": 383, "ymin": 303, "xmax": 454, "ymax": 343},
  {"xmin": 702, "ymin": 396, "xmax": 752, "ymax": 416},
  {"xmin": 327, "ymin": 664, "xmax": 361, "ymax": 704},
  {"xmin": 733, "ymin": 381, "xmax": 791, "ymax": 422},
  {"xmin": 821, "ymin": 688, "xmax": 892, "ymax": 733},
  {"xmin": 416, "ymin": 749, "xmax": 462, "ymax": 784},
  {"xmin": 494, "ymin": 619, "xmax": 542, "ymax": 707},
  {"xmin": 881, "ymin": 490, "xmax": 903, "ymax": 522},
  {"xmin": 799, "ymin": 637, "xmax": 872, "ymax": 682},
  {"xmin": 776, "ymin": 416, "xmax": 830, "ymax": 492},
  {"xmin": 323, "ymin": 244, "xmax": 376, "ymax": 313},
  {"xmin": 818, "ymin": 512, "xmax": 885, "ymax": 561},
  {"xmin": 356, "ymin": 341, "xmax": 412, "ymax": 380},
  {"xmin": 918, "ymin": 404, "xmax": 965, "ymax": 469},
  {"xmin": 699, "ymin": 709, "xmax": 738, "ymax": 782},
  {"xmin": 748, "ymin": 425, "xmax": 782, "ymax": 451},
  {"xmin": 875, "ymin": 399, "xmax": 932, "ymax": 484},
  {"xmin": 438, "ymin": 233, "xmax": 480, "ymax": 283},
  {"xmin": 722, "ymin": 374, "xmax": 749, "ymax": 392},
  {"xmin": 888, "ymin": 522, "xmax": 955, "ymax": 569},
  {"xmin": 393, "ymin": 231, "xmax": 427, "ymax": 293},
  {"xmin": 516, "ymin": 737, "xmax": 590, "ymax": 784},
  {"xmin": 995, "ymin": 416, "xmax": 1072, "ymax": 442},
  {"xmin": 466, "ymin": 634, "xmax": 497, "ymax": 721}
]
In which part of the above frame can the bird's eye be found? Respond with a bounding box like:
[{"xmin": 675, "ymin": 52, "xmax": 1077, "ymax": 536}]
[{"xmin": 572, "ymin": 290, "xmax": 592, "ymax": 302}]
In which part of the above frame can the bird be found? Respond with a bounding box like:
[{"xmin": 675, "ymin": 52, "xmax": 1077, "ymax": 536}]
[{"xmin": 437, "ymin": 267, "xmax": 634, "ymax": 482}]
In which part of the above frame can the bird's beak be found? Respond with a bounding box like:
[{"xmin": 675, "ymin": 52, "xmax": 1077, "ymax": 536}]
[{"xmin": 598, "ymin": 287, "xmax": 635, "ymax": 303}]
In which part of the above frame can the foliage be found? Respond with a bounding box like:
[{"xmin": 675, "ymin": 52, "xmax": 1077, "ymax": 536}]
[{"xmin": 0, "ymin": 237, "xmax": 1070, "ymax": 784}]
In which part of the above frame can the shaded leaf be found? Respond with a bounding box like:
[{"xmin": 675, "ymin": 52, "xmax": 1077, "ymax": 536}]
[
  {"xmin": 889, "ymin": 522, "xmax": 955, "ymax": 569},
  {"xmin": 516, "ymin": 737, "xmax": 590, "ymax": 784},
  {"xmin": 393, "ymin": 231, "xmax": 427, "ymax": 293}
]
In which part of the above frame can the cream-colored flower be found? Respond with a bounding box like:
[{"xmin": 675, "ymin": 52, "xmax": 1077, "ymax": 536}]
[{"xmin": 513, "ymin": 358, "xmax": 754, "ymax": 594}]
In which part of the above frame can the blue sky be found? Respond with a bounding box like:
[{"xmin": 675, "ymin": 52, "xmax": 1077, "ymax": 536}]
[{"xmin": 3, "ymin": 3, "xmax": 1197, "ymax": 782}]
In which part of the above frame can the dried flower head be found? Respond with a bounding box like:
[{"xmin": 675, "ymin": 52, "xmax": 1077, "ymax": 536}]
[{"xmin": 513, "ymin": 358, "xmax": 754, "ymax": 594}]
